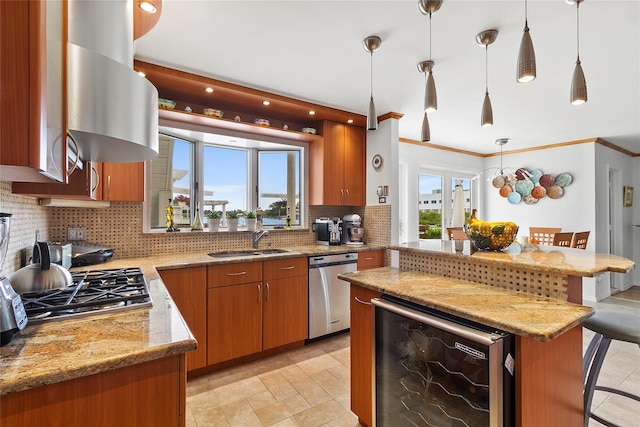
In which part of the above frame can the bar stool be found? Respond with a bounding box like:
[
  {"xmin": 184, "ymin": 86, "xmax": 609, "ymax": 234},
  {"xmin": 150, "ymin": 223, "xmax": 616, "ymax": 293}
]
[{"xmin": 582, "ymin": 311, "xmax": 640, "ymax": 427}]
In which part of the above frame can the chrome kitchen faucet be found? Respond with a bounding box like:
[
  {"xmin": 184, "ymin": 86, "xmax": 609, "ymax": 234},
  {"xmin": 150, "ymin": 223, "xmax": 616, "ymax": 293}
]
[{"xmin": 252, "ymin": 229, "xmax": 269, "ymax": 249}]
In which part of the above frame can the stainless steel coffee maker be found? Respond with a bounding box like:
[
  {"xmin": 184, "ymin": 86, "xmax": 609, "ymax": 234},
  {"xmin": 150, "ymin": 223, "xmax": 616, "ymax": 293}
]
[
  {"xmin": 313, "ymin": 218, "xmax": 343, "ymax": 246},
  {"xmin": 0, "ymin": 213, "xmax": 28, "ymax": 346},
  {"xmin": 342, "ymin": 214, "xmax": 365, "ymax": 245}
]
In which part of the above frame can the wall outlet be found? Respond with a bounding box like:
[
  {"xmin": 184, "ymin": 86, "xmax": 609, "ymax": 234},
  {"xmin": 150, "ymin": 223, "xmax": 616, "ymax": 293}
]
[{"xmin": 67, "ymin": 227, "xmax": 86, "ymax": 241}]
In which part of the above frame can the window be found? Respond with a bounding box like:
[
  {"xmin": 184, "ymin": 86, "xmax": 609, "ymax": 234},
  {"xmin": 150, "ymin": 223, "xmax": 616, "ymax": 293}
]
[{"xmin": 145, "ymin": 127, "xmax": 305, "ymax": 232}]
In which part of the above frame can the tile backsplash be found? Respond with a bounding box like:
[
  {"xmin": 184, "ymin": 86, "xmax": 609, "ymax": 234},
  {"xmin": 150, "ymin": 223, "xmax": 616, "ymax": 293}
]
[{"xmin": 1, "ymin": 181, "xmax": 391, "ymax": 275}]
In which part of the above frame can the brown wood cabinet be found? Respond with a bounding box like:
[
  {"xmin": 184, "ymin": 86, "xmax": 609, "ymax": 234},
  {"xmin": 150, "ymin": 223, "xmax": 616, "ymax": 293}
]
[
  {"xmin": 0, "ymin": 0, "xmax": 68, "ymax": 183},
  {"xmin": 350, "ymin": 284, "xmax": 382, "ymax": 427},
  {"xmin": 159, "ymin": 267, "xmax": 208, "ymax": 371},
  {"xmin": 206, "ymin": 258, "xmax": 308, "ymax": 365},
  {"xmin": 357, "ymin": 249, "xmax": 385, "ymax": 270},
  {"xmin": 101, "ymin": 162, "xmax": 145, "ymax": 202},
  {"xmin": 310, "ymin": 121, "xmax": 365, "ymax": 206},
  {"xmin": 0, "ymin": 354, "xmax": 186, "ymax": 427}
]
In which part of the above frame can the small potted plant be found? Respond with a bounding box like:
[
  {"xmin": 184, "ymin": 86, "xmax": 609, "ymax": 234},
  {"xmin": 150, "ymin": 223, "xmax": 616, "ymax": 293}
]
[
  {"xmin": 245, "ymin": 211, "xmax": 257, "ymax": 231},
  {"xmin": 226, "ymin": 211, "xmax": 240, "ymax": 232},
  {"xmin": 206, "ymin": 210, "xmax": 220, "ymax": 232}
]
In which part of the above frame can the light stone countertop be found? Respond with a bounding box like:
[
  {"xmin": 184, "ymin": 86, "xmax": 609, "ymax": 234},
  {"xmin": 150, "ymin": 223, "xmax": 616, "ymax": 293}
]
[
  {"xmin": 393, "ymin": 240, "xmax": 635, "ymax": 277},
  {"xmin": 0, "ymin": 244, "xmax": 385, "ymax": 396},
  {"xmin": 339, "ymin": 267, "xmax": 594, "ymax": 342}
]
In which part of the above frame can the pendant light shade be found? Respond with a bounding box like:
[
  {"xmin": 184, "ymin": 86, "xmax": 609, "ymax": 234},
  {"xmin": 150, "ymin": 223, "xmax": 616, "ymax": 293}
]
[
  {"xmin": 426, "ymin": 69, "xmax": 437, "ymax": 112},
  {"xmin": 477, "ymin": 29, "xmax": 498, "ymax": 128},
  {"xmin": 569, "ymin": 0, "xmax": 587, "ymax": 105},
  {"xmin": 481, "ymin": 91, "xmax": 493, "ymax": 127},
  {"xmin": 421, "ymin": 112, "xmax": 431, "ymax": 142},
  {"xmin": 363, "ymin": 35, "xmax": 382, "ymax": 130},
  {"xmin": 517, "ymin": 0, "xmax": 536, "ymax": 83}
]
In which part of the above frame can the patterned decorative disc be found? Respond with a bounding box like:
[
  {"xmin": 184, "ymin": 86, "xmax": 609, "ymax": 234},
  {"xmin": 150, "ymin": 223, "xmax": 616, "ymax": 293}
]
[
  {"xmin": 539, "ymin": 174, "xmax": 555, "ymax": 188},
  {"xmin": 507, "ymin": 192, "xmax": 522, "ymax": 204},
  {"xmin": 529, "ymin": 169, "xmax": 543, "ymax": 184},
  {"xmin": 499, "ymin": 185, "xmax": 513, "ymax": 197},
  {"xmin": 554, "ymin": 172, "xmax": 573, "ymax": 187},
  {"xmin": 515, "ymin": 168, "xmax": 530, "ymax": 180},
  {"xmin": 547, "ymin": 185, "xmax": 564, "ymax": 199},
  {"xmin": 531, "ymin": 185, "xmax": 547, "ymax": 199},
  {"xmin": 523, "ymin": 195, "xmax": 539, "ymax": 205},
  {"xmin": 514, "ymin": 179, "xmax": 534, "ymax": 196},
  {"xmin": 492, "ymin": 175, "xmax": 506, "ymax": 188}
]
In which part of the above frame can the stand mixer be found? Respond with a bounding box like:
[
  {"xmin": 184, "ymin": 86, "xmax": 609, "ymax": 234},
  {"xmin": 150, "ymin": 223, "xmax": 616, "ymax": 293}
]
[
  {"xmin": 342, "ymin": 214, "xmax": 365, "ymax": 245},
  {"xmin": 0, "ymin": 213, "xmax": 28, "ymax": 346}
]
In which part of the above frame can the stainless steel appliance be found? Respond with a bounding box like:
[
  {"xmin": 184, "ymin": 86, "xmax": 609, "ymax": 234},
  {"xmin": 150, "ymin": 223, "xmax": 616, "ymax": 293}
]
[
  {"xmin": 342, "ymin": 214, "xmax": 364, "ymax": 245},
  {"xmin": 373, "ymin": 295, "xmax": 515, "ymax": 426},
  {"xmin": 71, "ymin": 242, "xmax": 114, "ymax": 266},
  {"xmin": 313, "ymin": 218, "xmax": 342, "ymax": 246},
  {"xmin": 10, "ymin": 242, "xmax": 73, "ymax": 293},
  {"xmin": 0, "ymin": 213, "xmax": 28, "ymax": 346},
  {"xmin": 20, "ymin": 267, "xmax": 152, "ymax": 323},
  {"xmin": 308, "ymin": 252, "xmax": 358, "ymax": 339},
  {"xmin": 49, "ymin": 242, "xmax": 72, "ymax": 269}
]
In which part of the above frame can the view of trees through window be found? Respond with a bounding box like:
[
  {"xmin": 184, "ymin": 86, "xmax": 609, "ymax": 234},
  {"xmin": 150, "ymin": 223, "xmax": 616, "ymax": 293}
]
[{"xmin": 418, "ymin": 174, "xmax": 471, "ymax": 239}]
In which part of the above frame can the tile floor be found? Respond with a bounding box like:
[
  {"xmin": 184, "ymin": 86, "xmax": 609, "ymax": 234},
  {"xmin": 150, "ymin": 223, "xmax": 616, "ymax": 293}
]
[{"xmin": 186, "ymin": 290, "xmax": 639, "ymax": 427}]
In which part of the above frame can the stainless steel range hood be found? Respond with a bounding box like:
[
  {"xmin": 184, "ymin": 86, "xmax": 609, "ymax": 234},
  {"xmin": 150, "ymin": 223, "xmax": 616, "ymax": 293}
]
[{"xmin": 67, "ymin": 0, "xmax": 158, "ymax": 162}]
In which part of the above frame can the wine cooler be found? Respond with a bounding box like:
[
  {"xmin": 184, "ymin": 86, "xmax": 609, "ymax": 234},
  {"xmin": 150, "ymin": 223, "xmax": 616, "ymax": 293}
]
[{"xmin": 373, "ymin": 296, "xmax": 515, "ymax": 427}]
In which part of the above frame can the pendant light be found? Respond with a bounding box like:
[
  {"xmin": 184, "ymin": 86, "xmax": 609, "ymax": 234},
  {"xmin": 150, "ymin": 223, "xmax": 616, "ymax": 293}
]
[
  {"xmin": 568, "ymin": 0, "xmax": 587, "ymax": 105},
  {"xmin": 517, "ymin": 0, "xmax": 536, "ymax": 82},
  {"xmin": 417, "ymin": 61, "xmax": 433, "ymax": 142},
  {"xmin": 477, "ymin": 29, "xmax": 498, "ymax": 127},
  {"xmin": 363, "ymin": 36, "xmax": 381, "ymax": 130},
  {"xmin": 418, "ymin": 0, "xmax": 442, "ymax": 112}
]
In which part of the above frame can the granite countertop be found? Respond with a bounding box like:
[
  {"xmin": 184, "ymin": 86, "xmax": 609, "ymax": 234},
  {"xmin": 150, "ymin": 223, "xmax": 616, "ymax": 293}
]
[
  {"xmin": 339, "ymin": 267, "xmax": 593, "ymax": 342},
  {"xmin": 0, "ymin": 244, "xmax": 384, "ymax": 396},
  {"xmin": 393, "ymin": 240, "xmax": 635, "ymax": 277}
]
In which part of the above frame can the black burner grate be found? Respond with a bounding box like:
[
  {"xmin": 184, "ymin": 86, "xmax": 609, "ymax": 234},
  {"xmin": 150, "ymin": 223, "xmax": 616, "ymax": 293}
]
[{"xmin": 21, "ymin": 267, "xmax": 152, "ymax": 323}]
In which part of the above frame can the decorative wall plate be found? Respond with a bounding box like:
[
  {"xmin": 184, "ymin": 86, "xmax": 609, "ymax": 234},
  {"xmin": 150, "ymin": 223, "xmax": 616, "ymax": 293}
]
[{"xmin": 372, "ymin": 154, "xmax": 383, "ymax": 170}]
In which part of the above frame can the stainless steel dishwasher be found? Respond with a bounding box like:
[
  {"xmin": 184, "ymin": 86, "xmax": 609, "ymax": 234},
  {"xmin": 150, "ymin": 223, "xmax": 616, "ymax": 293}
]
[{"xmin": 308, "ymin": 252, "xmax": 358, "ymax": 339}]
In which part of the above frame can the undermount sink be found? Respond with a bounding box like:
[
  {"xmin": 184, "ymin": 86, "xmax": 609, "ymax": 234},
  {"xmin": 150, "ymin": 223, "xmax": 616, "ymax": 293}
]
[{"xmin": 208, "ymin": 248, "xmax": 290, "ymax": 259}]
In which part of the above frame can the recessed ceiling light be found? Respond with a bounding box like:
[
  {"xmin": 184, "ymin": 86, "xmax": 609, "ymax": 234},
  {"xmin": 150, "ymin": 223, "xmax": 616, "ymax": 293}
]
[
  {"xmin": 137, "ymin": 71, "xmax": 146, "ymax": 77},
  {"xmin": 262, "ymin": 101, "xmax": 270, "ymax": 106},
  {"xmin": 347, "ymin": 119, "xmax": 354, "ymax": 124},
  {"xmin": 138, "ymin": 1, "xmax": 157, "ymax": 13},
  {"xmin": 205, "ymin": 87, "xmax": 214, "ymax": 93},
  {"xmin": 309, "ymin": 111, "xmax": 315, "ymax": 115}
]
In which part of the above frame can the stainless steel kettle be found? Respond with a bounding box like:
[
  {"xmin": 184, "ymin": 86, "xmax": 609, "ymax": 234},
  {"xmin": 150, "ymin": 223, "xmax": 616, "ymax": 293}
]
[{"xmin": 10, "ymin": 242, "xmax": 73, "ymax": 294}]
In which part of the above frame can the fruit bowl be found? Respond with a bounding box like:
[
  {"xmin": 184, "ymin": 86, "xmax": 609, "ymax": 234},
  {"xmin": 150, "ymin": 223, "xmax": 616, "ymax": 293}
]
[{"xmin": 465, "ymin": 223, "xmax": 519, "ymax": 251}]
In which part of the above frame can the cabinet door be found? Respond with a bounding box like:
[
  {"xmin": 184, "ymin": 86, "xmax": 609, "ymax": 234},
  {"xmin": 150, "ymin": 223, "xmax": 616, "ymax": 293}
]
[
  {"xmin": 322, "ymin": 121, "xmax": 347, "ymax": 205},
  {"xmin": 350, "ymin": 284, "xmax": 381, "ymax": 427},
  {"xmin": 159, "ymin": 267, "xmax": 207, "ymax": 371},
  {"xmin": 12, "ymin": 161, "xmax": 102, "ymax": 200},
  {"xmin": 262, "ymin": 276, "xmax": 308, "ymax": 350},
  {"xmin": 208, "ymin": 282, "xmax": 263, "ymax": 365},
  {"xmin": 102, "ymin": 162, "xmax": 145, "ymax": 202},
  {"xmin": 343, "ymin": 125, "xmax": 365, "ymax": 206}
]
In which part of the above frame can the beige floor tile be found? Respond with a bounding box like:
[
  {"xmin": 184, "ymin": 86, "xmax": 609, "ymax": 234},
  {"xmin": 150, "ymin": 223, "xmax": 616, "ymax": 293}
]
[
  {"xmin": 208, "ymin": 367, "xmax": 259, "ymax": 390},
  {"xmin": 260, "ymin": 370, "xmax": 300, "ymax": 401},
  {"xmin": 187, "ymin": 388, "xmax": 221, "ymax": 409},
  {"xmin": 221, "ymin": 398, "xmax": 263, "ymax": 427},
  {"xmin": 324, "ymin": 412, "xmax": 360, "ymax": 427},
  {"xmin": 247, "ymin": 389, "xmax": 278, "ymax": 411},
  {"xmin": 251, "ymin": 352, "xmax": 297, "ymax": 376},
  {"xmin": 333, "ymin": 392, "xmax": 352, "ymax": 412},
  {"xmin": 189, "ymin": 404, "xmax": 231, "ymax": 426},
  {"xmin": 297, "ymin": 353, "xmax": 342, "ymax": 375},
  {"xmin": 311, "ymin": 369, "xmax": 350, "ymax": 399},
  {"xmin": 328, "ymin": 363, "xmax": 350, "ymax": 381},
  {"xmin": 269, "ymin": 418, "xmax": 298, "ymax": 427},
  {"xmin": 214, "ymin": 375, "xmax": 268, "ymax": 406},
  {"xmin": 291, "ymin": 399, "xmax": 351, "ymax": 426},
  {"xmin": 255, "ymin": 394, "xmax": 311, "ymax": 426},
  {"xmin": 330, "ymin": 347, "xmax": 351, "ymax": 368}
]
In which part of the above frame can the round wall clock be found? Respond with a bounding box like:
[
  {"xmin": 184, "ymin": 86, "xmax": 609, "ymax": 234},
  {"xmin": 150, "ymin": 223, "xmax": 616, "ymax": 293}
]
[{"xmin": 372, "ymin": 154, "xmax": 383, "ymax": 170}]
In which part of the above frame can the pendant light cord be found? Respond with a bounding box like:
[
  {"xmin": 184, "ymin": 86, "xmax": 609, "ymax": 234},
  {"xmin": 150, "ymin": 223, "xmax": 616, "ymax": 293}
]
[
  {"xmin": 429, "ymin": 13, "xmax": 433, "ymax": 61},
  {"xmin": 370, "ymin": 51, "xmax": 374, "ymax": 100},
  {"xmin": 576, "ymin": 2, "xmax": 580, "ymax": 60},
  {"xmin": 524, "ymin": 0, "xmax": 528, "ymax": 26},
  {"xmin": 485, "ymin": 45, "xmax": 489, "ymax": 95}
]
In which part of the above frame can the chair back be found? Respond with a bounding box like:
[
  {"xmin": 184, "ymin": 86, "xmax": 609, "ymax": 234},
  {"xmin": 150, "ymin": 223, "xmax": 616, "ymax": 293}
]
[
  {"xmin": 552, "ymin": 232, "xmax": 574, "ymax": 247},
  {"xmin": 446, "ymin": 227, "xmax": 465, "ymax": 240},
  {"xmin": 572, "ymin": 231, "xmax": 590, "ymax": 249},
  {"xmin": 529, "ymin": 227, "xmax": 562, "ymax": 246}
]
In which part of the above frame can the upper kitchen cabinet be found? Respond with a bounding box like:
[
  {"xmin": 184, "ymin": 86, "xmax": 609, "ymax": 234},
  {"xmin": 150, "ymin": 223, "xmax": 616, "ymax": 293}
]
[
  {"xmin": 309, "ymin": 121, "xmax": 366, "ymax": 206},
  {"xmin": 0, "ymin": 0, "xmax": 69, "ymax": 183},
  {"xmin": 102, "ymin": 162, "xmax": 145, "ymax": 202}
]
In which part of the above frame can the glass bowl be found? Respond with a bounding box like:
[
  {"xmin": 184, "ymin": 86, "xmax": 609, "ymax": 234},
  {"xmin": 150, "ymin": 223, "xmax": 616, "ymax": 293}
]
[{"xmin": 465, "ymin": 223, "xmax": 519, "ymax": 251}]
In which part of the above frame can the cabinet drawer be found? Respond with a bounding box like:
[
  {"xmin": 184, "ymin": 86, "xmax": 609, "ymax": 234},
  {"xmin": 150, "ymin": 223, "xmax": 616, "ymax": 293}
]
[
  {"xmin": 207, "ymin": 261, "xmax": 262, "ymax": 287},
  {"xmin": 357, "ymin": 249, "xmax": 385, "ymax": 271},
  {"xmin": 350, "ymin": 284, "xmax": 382, "ymax": 317},
  {"xmin": 263, "ymin": 257, "xmax": 307, "ymax": 280}
]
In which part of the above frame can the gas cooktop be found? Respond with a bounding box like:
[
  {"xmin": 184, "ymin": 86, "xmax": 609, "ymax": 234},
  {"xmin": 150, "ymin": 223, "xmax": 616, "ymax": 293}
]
[{"xmin": 20, "ymin": 267, "xmax": 152, "ymax": 323}]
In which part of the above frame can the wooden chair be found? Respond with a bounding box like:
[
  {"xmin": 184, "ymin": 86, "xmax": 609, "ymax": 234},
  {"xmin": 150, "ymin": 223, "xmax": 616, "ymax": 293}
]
[
  {"xmin": 529, "ymin": 227, "xmax": 562, "ymax": 246},
  {"xmin": 552, "ymin": 232, "xmax": 574, "ymax": 247},
  {"xmin": 446, "ymin": 227, "xmax": 466, "ymax": 240},
  {"xmin": 572, "ymin": 231, "xmax": 590, "ymax": 249}
]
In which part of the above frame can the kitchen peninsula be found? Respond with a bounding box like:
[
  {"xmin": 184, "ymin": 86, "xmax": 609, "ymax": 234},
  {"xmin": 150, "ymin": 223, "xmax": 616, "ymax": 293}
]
[{"xmin": 340, "ymin": 240, "xmax": 634, "ymax": 427}]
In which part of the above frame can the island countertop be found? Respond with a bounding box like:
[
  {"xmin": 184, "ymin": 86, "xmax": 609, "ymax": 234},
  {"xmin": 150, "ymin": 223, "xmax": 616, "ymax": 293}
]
[
  {"xmin": 0, "ymin": 244, "xmax": 384, "ymax": 396},
  {"xmin": 392, "ymin": 240, "xmax": 635, "ymax": 277},
  {"xmin": 339, "ymin": 266, "xmax": 593, "ymax": 342}
]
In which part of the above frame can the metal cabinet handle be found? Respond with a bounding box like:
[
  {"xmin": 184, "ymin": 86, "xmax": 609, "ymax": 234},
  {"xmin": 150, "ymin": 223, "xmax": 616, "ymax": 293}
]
[
  {"xmin": 354, "ymin": 296, "xmax": 372, "ymax": 305},
  {"xmin": 66, "ymin": 131, "xmax": 79, "ymax": 177},
  {"xmin": 265, "ymin": 282, "xmax": 270, "ymax": 302},
  {"xmin": 278, "ymin": 266, "xmax": 295, "ymax": 270},
  {"xmin": 345, "ymin": 189, "xmax": 350, "ymax": 203},
  {"xmin": 90, "ymin": 165, "xmax": 100, "ymax": 193},
  {"xmin": 226, "ymin": 271, "xmax": 247, "ymax": 276},
  {"xmin": 107, "ymin": 175, "xmax": 111, "ymax": 200},
  {"xmin": 364, "ymin": 257, "xmax": 375, "ymax": 261},
  {"xmin": 257, "ymin": 284, "xmax": 261, "ymax": 304},
  {"xmin": 340, "ymin": 189, "xmax": 344, "ymax": 204}
]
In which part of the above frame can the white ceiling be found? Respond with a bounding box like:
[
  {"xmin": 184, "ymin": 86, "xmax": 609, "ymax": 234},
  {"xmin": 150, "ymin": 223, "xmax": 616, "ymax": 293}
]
[{"xmin": 134, "ymin": 0, "xmax": 640, "ymax": 155}]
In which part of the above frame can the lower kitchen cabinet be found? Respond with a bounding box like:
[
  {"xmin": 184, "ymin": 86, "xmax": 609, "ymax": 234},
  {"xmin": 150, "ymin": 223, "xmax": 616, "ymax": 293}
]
[
  {"xmin": 207, "ymin": 282, "xmax": 263, "ymax": 365},
  {"xmin": 263, "ymin": 275, "xmax": 308, "ymax": 350},
  {"xmin": 159, "ymin": 267, "xmax": 208, "ymax": 371},
  {"xmin": 0, "ymin": 354, "xmax": 185, "ymax": 427},
  {"xmin": 350, "ymin": 284, "xmax": 381, "ymax": 427},
  {"xmin": 357, "ymin": 249, "xmax": 385, "ymax": 270}
]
